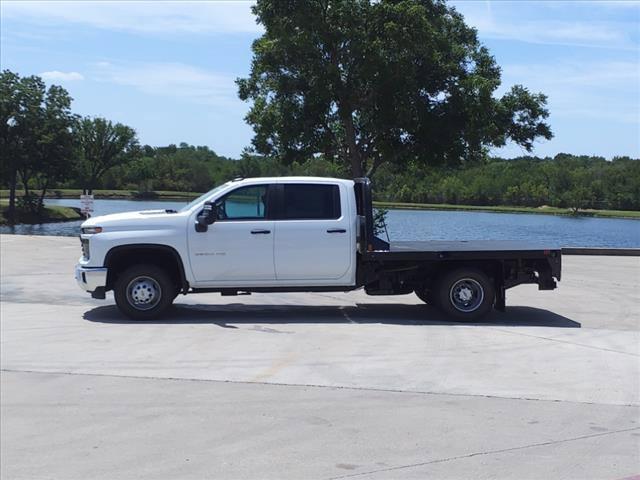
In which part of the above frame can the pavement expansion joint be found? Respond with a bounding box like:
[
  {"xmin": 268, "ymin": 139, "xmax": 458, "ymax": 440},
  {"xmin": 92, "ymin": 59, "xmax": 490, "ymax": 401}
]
[
  {"xmin": 3, "ymin": 368, "xmax": 639, "ymax": 407},
  {"xmin": 324, "ymin": 426, "xmax": 640, "ymax": 480},
  {"xmin": 1, "ymin": 273, "xmax": 67, "ymax": 277},
  {"xmin": 488, "ymin": 326, "xmax": 640, "ymax": 357}
]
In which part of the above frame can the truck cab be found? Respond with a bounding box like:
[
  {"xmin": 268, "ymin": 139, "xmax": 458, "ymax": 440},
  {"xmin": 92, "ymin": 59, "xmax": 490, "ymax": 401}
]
[{"xmin": 76, "ymin": 176, "xmax": 561, "ymax": 321}]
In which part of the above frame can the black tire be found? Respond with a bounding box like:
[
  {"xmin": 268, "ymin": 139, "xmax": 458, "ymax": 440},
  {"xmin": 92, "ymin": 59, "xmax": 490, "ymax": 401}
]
[
  {"xmin": 114, "ymin": 264, "xmax": 175, "ymax": 320},
  {"xmin": 414, "ymin": 286, "xmax": 434, "ymax": 305},
  {"xmin": 436, "ymin": 268, "xmax": 495, "ymax": 321}
]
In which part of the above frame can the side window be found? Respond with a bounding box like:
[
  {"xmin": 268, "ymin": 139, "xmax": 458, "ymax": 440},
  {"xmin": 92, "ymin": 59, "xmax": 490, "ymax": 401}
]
[
  {"xmin": 216, "ymin": 185, "xmax": 268, "ymax": 220},
  {"xmin": 282, "ymin": 184, "xmax": 341, "ymax": 220}
]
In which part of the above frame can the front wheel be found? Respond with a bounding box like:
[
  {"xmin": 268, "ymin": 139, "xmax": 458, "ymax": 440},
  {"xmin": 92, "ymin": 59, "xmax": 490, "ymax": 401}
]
[
  {"xmin": 114, "ymin": 264, "xmax": 174, "ymax": 320},
  {"xmin": 436, "ymin": 268, "xmax": 495, "ymax": 321}
]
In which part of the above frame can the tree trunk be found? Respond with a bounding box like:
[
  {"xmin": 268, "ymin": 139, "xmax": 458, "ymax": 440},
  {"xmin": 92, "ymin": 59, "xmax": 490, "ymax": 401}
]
[
  {"xmin": 38, "ymin": 180, "xmax": 49, "ymax": 207},
  {"xmin": 349, "ymin": 154, "xmax": 363, "ymax": 178},
  {"xmin": 87, "ymin": 170, "xmax": 100, "ymax": 195},
  {"xmin": 338, "ymin": 108, "xmax": 363, "ymax": 178},
  {"xmin": 7, "ymin": 169, "xmax": 17, "ymax": 224},
  {"xmin": 366, "ymin": 155, "xmax": 385, "ymax": 178},
  {"xmin": 22, "ymin": 176, "xmax": 29, "ymax": 197}
]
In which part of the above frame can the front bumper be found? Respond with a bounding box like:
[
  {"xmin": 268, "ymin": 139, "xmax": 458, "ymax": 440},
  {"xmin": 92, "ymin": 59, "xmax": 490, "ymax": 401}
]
[{"xmin": 75, "ymin": 265, "xmax": 108, "ymax": 294}]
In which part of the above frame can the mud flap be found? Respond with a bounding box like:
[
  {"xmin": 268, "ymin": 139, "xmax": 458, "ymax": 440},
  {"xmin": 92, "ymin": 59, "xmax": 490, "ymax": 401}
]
[
  {"xmin": 91, "ymin": 287, "xmax": 106, "ymax": 299},
  {"xmin": 537, "ymin": 263, "xmax": 557, "ymax": 290}
]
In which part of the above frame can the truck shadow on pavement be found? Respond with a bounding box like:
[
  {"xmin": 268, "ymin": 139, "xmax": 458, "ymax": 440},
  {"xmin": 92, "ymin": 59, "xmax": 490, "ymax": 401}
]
[{"xmin": 83, "ymin": 303, "xmax": 581, "ymax": 328}]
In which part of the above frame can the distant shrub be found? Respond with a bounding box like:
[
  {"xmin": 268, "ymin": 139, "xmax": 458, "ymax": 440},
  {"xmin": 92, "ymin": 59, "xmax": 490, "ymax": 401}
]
[
  {"xmin": 133, "ymin": 191, "xmax": 159, "ymax": 200},
  {"xmin": 17, "ymin": 193, "xmax": 44, "ymax": 215}
]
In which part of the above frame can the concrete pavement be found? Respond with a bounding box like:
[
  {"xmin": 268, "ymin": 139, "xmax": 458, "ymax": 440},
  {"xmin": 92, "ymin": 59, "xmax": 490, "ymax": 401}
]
[{"xmin": 1, "ymin": 234, "xmax": 639, "ymax": 479}]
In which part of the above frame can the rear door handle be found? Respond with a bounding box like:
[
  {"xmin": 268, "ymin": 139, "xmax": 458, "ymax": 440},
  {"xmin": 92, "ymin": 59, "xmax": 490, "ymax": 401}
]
[
  {"xmin": 251, "ymin": 229, "xmax": 271, "ymax": 234},
  {"xmin": 327, "ymin": 228, "xmax": 346, "ymax": 233}
]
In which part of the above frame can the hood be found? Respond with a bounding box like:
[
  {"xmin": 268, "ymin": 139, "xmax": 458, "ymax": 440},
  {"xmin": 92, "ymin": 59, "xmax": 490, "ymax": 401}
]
[{"xmin": 81, "ymin": 209, "xmax": 183, "ymax": 231}]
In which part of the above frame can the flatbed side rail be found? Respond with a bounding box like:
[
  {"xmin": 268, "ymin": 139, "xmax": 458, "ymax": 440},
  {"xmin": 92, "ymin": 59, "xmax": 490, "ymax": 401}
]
[{"xmin": 562, "ymin": 248, "xmax": 640, "ymax": 256}]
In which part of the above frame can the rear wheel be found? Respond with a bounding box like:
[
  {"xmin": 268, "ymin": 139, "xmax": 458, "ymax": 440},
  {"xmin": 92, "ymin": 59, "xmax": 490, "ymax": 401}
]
[
  {"xmin": 114, "ymin": 264, "xmax": 174, "ymax": 320},
  {"xmin": 436, "ymin": 268, "xmax": 495, "ymax": 321}
]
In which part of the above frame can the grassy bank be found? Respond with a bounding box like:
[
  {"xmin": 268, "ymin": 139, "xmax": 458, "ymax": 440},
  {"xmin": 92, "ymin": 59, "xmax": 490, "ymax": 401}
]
[
  {"xmin": 1, "ymin": 189, "xmax": 638, "ymax": 219},
  {"xmin": 0, "ymin": 200, "xmax": 83, "ymax": 225},
  {"xmin": 0, "ymin": 189, "xmax": 200, "ymax": 201},
  {"xmin": 372, "ymin": 201, "xmax": 640, "ymax": 219}
]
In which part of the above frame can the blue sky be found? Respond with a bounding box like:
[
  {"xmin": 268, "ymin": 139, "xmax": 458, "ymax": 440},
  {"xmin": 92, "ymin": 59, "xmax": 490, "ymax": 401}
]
[{"xmin": 1, "ymin": 0, "xmax": 638, "ymax": 159}]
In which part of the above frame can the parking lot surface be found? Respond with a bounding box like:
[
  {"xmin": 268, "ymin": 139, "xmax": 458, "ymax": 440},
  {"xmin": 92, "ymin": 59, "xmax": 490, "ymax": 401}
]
[{"xmin": 1, "ymin": 234, "xmax": 639, "ymax": 479}]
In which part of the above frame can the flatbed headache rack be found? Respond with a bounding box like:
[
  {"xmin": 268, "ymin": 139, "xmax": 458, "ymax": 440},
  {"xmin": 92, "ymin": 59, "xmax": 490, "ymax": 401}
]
[{"xmin": 353, "ymin": 177, "xmax": 561, "ymax": 310}]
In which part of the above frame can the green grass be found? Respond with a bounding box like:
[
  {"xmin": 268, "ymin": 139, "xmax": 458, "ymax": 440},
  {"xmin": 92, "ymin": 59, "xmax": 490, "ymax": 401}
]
[
  {"xmin": 373, "ymin": 201, "xmax": 640, "ymax": 219},
  {"xmin": 0, "ymin": 199, "xmax": 83, "ymax": 225},
  {"xmin": 43, "ymin": 205, "xmax": 84, "ymax": 221}
]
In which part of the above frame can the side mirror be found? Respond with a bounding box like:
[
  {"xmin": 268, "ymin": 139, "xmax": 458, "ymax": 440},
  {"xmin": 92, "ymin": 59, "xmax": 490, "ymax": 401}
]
[{"xmin": 195, "ymin": 201, "xmax": 217, "ymax": 232}]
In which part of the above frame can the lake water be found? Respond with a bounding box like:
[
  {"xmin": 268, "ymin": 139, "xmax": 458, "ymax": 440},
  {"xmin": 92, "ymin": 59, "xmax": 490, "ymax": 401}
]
[{"xmin": 1, "ymin": 198, "xmax": 638, "ymax": 248}]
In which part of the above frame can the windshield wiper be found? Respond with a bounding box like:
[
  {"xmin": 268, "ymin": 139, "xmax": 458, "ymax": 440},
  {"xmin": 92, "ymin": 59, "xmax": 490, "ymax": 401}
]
[{"xmin": 165, "ymin": 209, "xmax": 177, "ymax": 214}]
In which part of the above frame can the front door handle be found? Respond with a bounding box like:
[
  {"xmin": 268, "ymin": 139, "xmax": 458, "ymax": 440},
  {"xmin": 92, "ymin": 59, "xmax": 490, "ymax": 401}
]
[
  {"xmin": 251, "ymin": 229, "xmax": 271, "ymax": 234},
  {"xmin": 327, "ymin": 228, "xmax": 347, "ymax": 233}
]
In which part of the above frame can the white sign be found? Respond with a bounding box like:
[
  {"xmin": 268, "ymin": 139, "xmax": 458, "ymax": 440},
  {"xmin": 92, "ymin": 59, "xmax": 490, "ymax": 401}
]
[{"xmin": 80, "ymin": 194, "xmax": 94, "ymax": 216}]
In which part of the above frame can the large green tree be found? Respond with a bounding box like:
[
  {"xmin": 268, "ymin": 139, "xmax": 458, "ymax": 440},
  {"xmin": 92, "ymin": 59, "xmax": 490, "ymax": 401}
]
[
  {"xmin": 0, "ymin": 70, "xmax": 22, "ymax": 222},
  {"xmin": 0, "ymin": 70, "xmax": 75, "ymax": 220},
  {"xmin": 238, "ymin": 0, "xmax": 553, "ymax": 177},
  {"xmin": 73, "ymin": 117, "xmax": 140, "ymax": 193},
  {"xmin": 29, "ymin": 84, "xmax": 76, "ymax": 207}
]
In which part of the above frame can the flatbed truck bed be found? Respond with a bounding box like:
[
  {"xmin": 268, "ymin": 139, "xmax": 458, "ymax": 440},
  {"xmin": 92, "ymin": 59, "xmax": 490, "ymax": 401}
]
[
  {"xmin": 354, "ymin": 179, "xmax": 561, "ymax": 318},
  {"xmin": 373, "ymin": 241, "xmax": 561, "ymax": 277}
]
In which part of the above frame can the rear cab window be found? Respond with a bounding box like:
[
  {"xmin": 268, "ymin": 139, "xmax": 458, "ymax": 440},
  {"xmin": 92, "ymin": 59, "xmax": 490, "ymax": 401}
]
[{"xmin": 282, "ymin": 184, "xmax": 341, "ymax": 220}]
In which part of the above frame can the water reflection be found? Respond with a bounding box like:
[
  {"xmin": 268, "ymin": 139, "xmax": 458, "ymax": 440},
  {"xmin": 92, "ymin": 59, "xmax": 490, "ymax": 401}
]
[{"xmin": 1, "ymin": 198, "xmax": 638, "ymax": 248}]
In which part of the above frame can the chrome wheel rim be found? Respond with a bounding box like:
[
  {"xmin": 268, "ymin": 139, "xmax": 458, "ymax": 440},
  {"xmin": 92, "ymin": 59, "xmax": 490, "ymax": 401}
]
[
  {"xmin": 449, "ymin": 278, "xmax": 484, "ymax": 313},
  {"xmin": 126, "ymin": 276, "xmax": 162, "ymax": 311}
]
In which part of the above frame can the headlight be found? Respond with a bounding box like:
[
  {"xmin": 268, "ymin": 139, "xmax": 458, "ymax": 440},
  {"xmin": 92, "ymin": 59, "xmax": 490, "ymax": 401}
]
[
  {"xmin": 81, "ymin": 226, "xmax": 103, "ymax": 234},
  {"xmin": 81, "ymin": 238, "xmax": 90, "ymax": 260}
]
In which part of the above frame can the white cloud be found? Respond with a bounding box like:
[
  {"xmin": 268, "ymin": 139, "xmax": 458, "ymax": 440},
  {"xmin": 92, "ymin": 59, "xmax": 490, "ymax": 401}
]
[
  {"xmin": 483, "ymin": 20, "xmax": 633, "ymax": 50},
  {"xmin": 451, "ymin": 1, "xmax": 638, "ymax": 50},
  {"xmin": 1, "ymin": 1, "xmax": 262, "ymax": 35},
  {"xmin": 502, "ymin": 61, "xmax": 639, "ymax": 90},
  {"xmin": 40, "ymin": 70, "xmax": 84, "ymax": 81},
  {"xmin": 583, "ymin": 1, "xmax": 640, "ymax": 9},
  {"xmin": 92, "ymin": 61, "xmax": 241, "ymax": 107},
  {"xmin": 500, "ymin": 61, "xmax": 640, "ymax": 124}
]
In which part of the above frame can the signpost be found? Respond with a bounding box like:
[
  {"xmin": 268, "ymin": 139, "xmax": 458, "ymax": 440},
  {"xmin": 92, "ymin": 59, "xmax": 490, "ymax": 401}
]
[{"xmin": 80, "ymin": 194, "xmax": 94, "ymax": 218}]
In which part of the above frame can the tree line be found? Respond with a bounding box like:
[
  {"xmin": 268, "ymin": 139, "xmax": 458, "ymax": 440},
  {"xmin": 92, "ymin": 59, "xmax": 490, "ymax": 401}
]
[
  {"xmin": 99, "ymin": 148, "xmax": 639, "ymax": 212},
  {"xmin": 372, "ymin": 154, "xmax": 640, "ymax": 212}
]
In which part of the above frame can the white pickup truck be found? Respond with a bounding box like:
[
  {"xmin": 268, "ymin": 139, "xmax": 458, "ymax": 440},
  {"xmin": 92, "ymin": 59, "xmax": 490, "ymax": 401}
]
[{"xmin": 76, "ymin": 176, "xmax": 561, "ymax": 321}]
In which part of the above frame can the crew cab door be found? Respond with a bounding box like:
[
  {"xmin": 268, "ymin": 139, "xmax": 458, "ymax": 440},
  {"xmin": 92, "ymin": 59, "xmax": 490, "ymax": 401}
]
[
  {"xmin": 274, "ymin": 182, "xmax": 354, "ymax": 283},
  {"xmin": 187, "ymin": 184, "xmax": 275, "ymax": 284}
]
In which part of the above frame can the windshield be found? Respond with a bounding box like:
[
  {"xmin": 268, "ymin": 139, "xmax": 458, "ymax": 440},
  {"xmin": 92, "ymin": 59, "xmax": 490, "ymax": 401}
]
[{"xmin": 179, "ymin": 183, "xmax": 230, "ymax": 213}]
